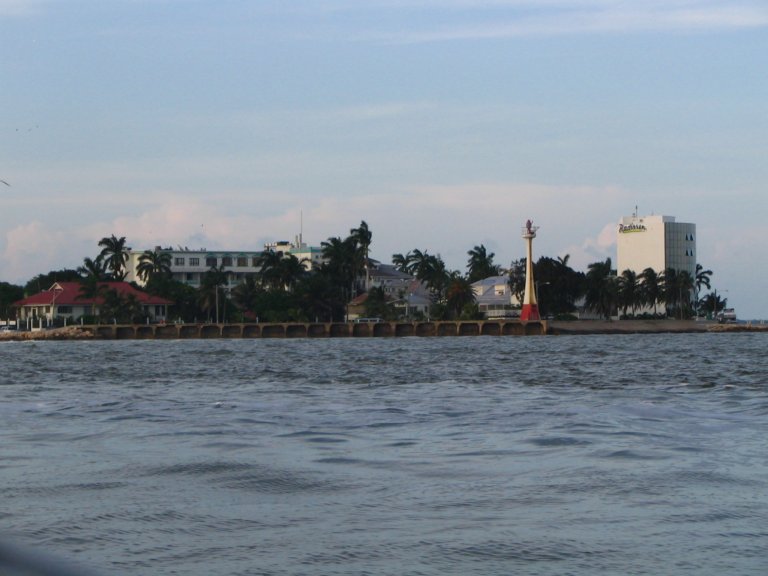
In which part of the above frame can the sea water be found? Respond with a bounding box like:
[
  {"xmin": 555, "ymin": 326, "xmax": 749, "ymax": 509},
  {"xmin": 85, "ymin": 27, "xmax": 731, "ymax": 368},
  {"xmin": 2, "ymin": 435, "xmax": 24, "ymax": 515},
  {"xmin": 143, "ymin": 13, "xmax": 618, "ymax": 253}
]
[{"xmin": 1, "ymin": 334, "xmax": 767, "ymax": 575}]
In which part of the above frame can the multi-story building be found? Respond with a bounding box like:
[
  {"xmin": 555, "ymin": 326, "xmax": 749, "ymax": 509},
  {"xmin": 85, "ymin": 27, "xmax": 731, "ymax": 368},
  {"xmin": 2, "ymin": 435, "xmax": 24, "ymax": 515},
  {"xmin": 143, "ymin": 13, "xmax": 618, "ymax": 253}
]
[
  {"xmin": 125, "ymin": 237, "xmax": 324, "ymax": 289},
  {"xmin": 616, "ymin": 213, "xmax": 696, "ymax": 316},
  {"xmin": 616, "ymin": 213, "xmax": 696, "ymax": 278}
]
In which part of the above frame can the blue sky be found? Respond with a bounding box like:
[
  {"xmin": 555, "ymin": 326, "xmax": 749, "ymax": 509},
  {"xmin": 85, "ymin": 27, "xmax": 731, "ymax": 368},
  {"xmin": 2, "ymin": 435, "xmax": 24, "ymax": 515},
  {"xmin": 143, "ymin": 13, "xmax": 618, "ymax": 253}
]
[{"xmin": 2, "ymin": 0, "xmax": 767, "ymax": 317}]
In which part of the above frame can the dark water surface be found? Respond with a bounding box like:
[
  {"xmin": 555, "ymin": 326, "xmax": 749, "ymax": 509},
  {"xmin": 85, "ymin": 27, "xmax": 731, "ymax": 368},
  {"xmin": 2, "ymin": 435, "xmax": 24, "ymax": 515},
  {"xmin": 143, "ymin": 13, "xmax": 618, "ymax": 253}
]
[{"xmin": 2, "ymin": 334, "xmax": 768, "ymax": 575}]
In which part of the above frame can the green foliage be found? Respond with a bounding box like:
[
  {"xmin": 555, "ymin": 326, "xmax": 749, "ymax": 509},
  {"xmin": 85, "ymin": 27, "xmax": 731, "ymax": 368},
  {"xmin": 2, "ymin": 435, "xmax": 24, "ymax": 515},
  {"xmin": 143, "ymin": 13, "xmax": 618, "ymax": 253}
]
[
  {"xmin": 533, "ymin": 256, "xmax": 584, "ymax": 317},
  {"xmin": 0, "ymin": 281, "xmax": 24, "ymax": 318},
  {"xmin": 363, "ymin": 286, "xmax": 396, "ymax": 320},
  {"xmin": 466, "ymin": 244, "xmax": 501, "ymax": 283},
  {"xmin": 98, "ymin": 235, "xmax": 130, "ymax": 280},
  {"xmin": 24, "ymin": 269, "xmax": 81, "ymax": 295}
]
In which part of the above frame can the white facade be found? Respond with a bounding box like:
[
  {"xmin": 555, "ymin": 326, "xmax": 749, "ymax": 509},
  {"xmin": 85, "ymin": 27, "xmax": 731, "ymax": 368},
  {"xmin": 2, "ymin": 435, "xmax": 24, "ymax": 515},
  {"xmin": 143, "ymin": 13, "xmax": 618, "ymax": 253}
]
[
  {"xmin": 616, "ymin": 214, "xmax": 696, "ymax": 278},
  {"xmin": 126, "ymin": 238, "xmax": 324, "ymax": 288},
  {"xmin": 471, "ymin": 275, "xmax": 520, "ymax": 318}
]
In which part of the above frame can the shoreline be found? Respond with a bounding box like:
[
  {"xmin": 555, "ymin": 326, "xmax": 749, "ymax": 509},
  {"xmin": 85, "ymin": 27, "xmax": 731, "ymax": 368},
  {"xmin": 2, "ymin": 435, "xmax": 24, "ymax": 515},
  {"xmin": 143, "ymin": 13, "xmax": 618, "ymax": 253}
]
[{"xmin": 1, "ymin": 319, "xmax": 764, "ymax": 342}]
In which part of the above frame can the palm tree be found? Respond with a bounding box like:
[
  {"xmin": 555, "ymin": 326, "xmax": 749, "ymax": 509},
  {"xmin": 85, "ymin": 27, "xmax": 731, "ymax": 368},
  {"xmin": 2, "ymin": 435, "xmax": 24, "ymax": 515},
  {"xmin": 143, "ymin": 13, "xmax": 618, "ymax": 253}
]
[
  {"xmin": 98, "ymin": 235, "xmax": 129, "ymax": 280},
  {"xmin": 278, "ymin": 254, "xmax": 307, "ymax": 292},
  {"xmin": 391, "ymin": 251, "xmax": 414, "ymax": 274},
  {"xmin": 640, "ymin": 267, "xmax": 662, "ymax": 317},
  {"xmin": 199, "ymin": 264, "xmax": 228, "ymax": 323},
  {"xmin": 584, "ymin": 258, "xmax": 617, "ymax": 320},
  {"xmin": 415, "ymin": 254, "xmax": 450, "ymax": 302},
  {"xmin": 466, "ymin": 244, "xmax": 501, "ymax": 283},
  {"xmin": 445, "ymin": 276, "xmax": 476, "ymax": 319},
  {"xmin": 255, "ymin": 250, "xmax": 284, "ymax": 291},
  {"xmin": 507, "ymin": 259, "xmax": 527, "ymax": 307},
  {"xmin": 676, "ymin": 270, "xmax": 695, "ymax": 319},
  {"xmin": 617, "ymin": 269, "xmax": 640, "ymax": 317},
  {"xmin": 350, "ymin": 221, "xmax": 372, "ymax": 290},
  {"xmin": 663, "ymin": 268, "xmax": 695, "ymax": 319},
  {"xmin": 78, "ymin": 255, "xmax": 109, "ymax": 280},
  {"xmin": 136, "ymin": 249, "xmax": 172, "ymax": 284},
  {"xmin": 321, "ymin": 236, "xmax": 358, "ymax": 295},
  {"xmin": 231, "ymin": 275, "xmax": 264, "ymax": 318},
  {"xmin": 700, "ymin": 291, "xmax": 727, "ymax": 319},
  {"xmin": 694, "ymin": 263, "xmax": 713, "ymax": 317}
]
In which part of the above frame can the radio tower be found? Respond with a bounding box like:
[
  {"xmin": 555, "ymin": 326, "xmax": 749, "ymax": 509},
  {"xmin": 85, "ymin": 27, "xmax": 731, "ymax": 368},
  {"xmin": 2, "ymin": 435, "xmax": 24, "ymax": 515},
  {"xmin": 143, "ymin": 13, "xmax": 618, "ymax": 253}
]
[{"xmin": 520, "ymin": 219, "xmax": 540, "ymax": 322}]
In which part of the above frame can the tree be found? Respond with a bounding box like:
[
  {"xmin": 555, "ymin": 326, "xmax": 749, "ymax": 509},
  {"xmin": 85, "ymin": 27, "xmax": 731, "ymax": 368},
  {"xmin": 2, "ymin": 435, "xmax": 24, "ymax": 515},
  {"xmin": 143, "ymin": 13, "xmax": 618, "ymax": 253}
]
[
  {"xmin": 0, "ymin": 282, "xmax": 24, "ymax": 319},
  {"xmin": 199, "ymin": 264, "xmax": 229, "ymax": 323},
  {"xmin": 466, "ymin": 244, "xmax": 501, "ymax": 283},
  {"xmin": 78, "ymin": 256, "xmax": 109, "ymax": 281},
  {"xmin": 694, "ymin": 263, "xmax": 713, "ymax": 316},
  {"xmin": 24, "ymin": 269, "xmax": 81, "ymax": 295},
  {"xmin": 392, "ymin": 251, "xmax": 415, "ymax": 274},
  {"xmin": 640, "ymin": 267, "xmax": 662, "ymax": 317},
  {"xmin": 98, "ymin": 235, "xmax": 130, "ymax": 280},
  {"xmin": 584, "ymin": 258, "xmax": 617, "ymax": 319},
  {"xmin": 700, "ymin": 291, "xmax": 727, "ymax": 318},
  {"xmin": 416, "ymin": 254, "xmax": 450, "ymax": 302},
  {"xmin": 363, "ymin": 286, "xmax": 395, "ymax": 320},
  {"xmin": 445, "ymin": 276, "xmax": 476, "ymax": 319},
  {"xmin": 507, "ymin": 259, "xmax": 527, "ymax": 307},
  {"xmin": 663, "ymin": 268, "xmax": 695, "ymax": 319},
  {"xmin": 277, "ymin": 254, "xmax": 307, "ymax": 292},
  {"xmin": 320, "ymin": 236, "xmax": 358, "ymax": 296},
  {"xmin": 137, "ymin": 249, "xmax": 172, "ymax": 285},
  {"xmin": 533, "ymin": 256, "xmax": 583, "ymax": 317},
  {"xmin": 350, "ymin": 221, "xmax": 372, "ymax": 290},
  {"xmin": 255, "ymin": 250, "xmax": 284, "ymax": 291},
  {"xmin": 617, "ymin": 269, "xmax": 640, "ymax": 317}
]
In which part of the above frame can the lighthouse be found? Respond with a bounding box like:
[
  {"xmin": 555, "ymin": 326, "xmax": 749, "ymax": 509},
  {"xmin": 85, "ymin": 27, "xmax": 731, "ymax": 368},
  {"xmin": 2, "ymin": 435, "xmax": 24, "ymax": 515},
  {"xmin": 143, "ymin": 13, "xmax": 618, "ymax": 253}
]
[{"xmin": 520, "ymin": 219, "xmax": 540, "ymax": 322}]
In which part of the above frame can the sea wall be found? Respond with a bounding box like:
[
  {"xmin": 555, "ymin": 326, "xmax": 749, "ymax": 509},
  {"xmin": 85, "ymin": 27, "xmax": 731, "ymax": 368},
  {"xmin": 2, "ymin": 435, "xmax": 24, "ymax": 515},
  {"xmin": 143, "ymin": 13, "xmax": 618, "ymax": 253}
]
[
  {"xmin": 83, "ymin": 319, "xmax": 548, "ymax": 340},
  {"xmin": 3, "ymin": 319, "xmax": 757, "ymax": 342}
]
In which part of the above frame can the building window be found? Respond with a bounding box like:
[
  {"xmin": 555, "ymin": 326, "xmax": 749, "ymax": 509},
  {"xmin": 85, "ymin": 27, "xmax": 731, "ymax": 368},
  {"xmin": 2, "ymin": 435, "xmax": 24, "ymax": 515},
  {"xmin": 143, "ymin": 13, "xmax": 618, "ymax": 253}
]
[
  {"xmin": 222, "ymin": 256, "xmax": 233, "ymax": 267},
  {"xmin": 237, "ymin": 257, "xmax": 247, "ymax": 267},
  {"xmin": 252, "ymin": 257, "xmax": 260, "ymax": 266},
  {"xmin": 206, "ymin": 257, "xmax": 217, "ymax": 267},
  {"xmin": 190, "ymin": 257, "xmax": 200, "ymax": 266},
  {"xmin": 175, "ymin": 257, "xmax": 185, "ymax": 266},
  {"xmin": 58, "ymin": 306, "xmax": 72, "ymax": 314}
]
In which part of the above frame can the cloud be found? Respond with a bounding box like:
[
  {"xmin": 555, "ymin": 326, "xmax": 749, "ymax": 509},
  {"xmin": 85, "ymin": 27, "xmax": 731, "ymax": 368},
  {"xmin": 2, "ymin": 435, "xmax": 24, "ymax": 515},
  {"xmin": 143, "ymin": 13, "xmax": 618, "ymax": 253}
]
[
  {"xmin": 0, "ymin": 181, "xmax": 625, "ymax": 284},
  {"xmin": 0, "ymin": 0, "xmax": 43, "ymax": 17},
  {"xmin": 313, "ymin": 0, "xmax": 768, "ymax": 43}
]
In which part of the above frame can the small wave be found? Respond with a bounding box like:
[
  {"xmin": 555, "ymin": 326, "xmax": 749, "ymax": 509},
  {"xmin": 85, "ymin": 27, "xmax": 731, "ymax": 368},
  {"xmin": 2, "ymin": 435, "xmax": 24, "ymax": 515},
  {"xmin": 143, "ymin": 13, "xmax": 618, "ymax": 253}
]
[{"xmin": 528, "ymin": 436, "xmax": 592, "ymax": 447}]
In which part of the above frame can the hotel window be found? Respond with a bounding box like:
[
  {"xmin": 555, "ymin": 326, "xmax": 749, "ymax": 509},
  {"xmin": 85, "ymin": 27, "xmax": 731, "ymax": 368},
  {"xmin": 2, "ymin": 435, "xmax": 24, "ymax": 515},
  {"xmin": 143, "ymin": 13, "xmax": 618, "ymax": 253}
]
[
  {"xmin": 252, "ymin": 257, "xmax": 259, "ymax": 266},
  {"xmin": 190, "ymin": 257, "xmax": 200, "ymax": 266},
  {"xmin": 175, "ymin": 257, "xmax": 185, "ymax": 266},
  {"xmin": 222, "ymin": 256, "xmax": 233, "ymax": 267},
  {"xmin": 237, "ymin": 257, "xmax": 247, "ymax": 267},
  {"xmin": 206, "ymin": 257, "xmax": 217, "ymax": 267}
]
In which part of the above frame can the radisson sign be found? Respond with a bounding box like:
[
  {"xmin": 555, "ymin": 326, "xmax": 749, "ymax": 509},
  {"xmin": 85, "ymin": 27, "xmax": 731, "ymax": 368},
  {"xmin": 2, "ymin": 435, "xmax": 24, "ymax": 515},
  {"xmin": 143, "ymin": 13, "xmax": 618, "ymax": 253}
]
[{"xmin": 618, "ymin": 223, "xmax": 647, "ymax": 234}]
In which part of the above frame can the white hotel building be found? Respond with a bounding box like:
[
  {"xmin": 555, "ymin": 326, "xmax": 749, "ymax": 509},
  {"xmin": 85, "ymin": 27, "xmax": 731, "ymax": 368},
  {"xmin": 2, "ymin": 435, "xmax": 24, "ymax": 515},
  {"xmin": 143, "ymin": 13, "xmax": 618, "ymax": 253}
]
[
  {"xmin": 125, "ymin": 238, "xmax": 324, "ymax": 289},
  {"xmin": 616, "ymin": 213, "xmax": 696, "ymax": 278}
]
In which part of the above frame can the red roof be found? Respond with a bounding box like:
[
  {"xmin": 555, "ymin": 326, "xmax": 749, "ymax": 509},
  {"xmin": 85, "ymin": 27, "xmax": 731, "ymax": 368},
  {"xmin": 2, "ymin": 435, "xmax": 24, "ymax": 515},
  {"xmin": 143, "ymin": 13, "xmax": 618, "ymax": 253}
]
[{"xmin": 13, "ymin": 282, "xmax": 173, "ymax": 307}]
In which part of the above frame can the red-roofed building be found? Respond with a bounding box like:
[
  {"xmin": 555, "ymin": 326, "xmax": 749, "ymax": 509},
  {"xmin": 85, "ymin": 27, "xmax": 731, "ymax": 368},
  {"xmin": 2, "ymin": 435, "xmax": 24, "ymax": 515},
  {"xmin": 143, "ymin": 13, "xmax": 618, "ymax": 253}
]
[{"xmin": 13, "ymin": 282, "xmax": 173, "ymax": 324}]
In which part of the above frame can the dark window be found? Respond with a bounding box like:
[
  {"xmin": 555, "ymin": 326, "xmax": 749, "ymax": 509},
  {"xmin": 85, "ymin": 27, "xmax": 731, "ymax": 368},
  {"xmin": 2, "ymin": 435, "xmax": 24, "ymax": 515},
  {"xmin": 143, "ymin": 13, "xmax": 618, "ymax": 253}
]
[{"xmin": 206, "ymin": 257, "xmax": 217, "ymax": 267}]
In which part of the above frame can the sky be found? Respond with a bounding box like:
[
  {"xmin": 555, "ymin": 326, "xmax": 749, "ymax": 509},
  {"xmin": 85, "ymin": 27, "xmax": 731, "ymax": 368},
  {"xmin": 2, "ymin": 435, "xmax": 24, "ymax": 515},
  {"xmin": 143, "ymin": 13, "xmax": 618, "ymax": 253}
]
[{"xmin": 1, "ymin": 0, "xmax": 767, "ymax": 318}]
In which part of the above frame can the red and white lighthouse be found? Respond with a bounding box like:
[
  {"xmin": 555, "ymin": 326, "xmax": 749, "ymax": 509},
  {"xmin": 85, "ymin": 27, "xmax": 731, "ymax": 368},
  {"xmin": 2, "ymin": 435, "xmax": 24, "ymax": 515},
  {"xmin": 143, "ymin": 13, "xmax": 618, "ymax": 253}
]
[{"xmin": 520, "ymin": 220, "xmax": 540, "ymax": 322}]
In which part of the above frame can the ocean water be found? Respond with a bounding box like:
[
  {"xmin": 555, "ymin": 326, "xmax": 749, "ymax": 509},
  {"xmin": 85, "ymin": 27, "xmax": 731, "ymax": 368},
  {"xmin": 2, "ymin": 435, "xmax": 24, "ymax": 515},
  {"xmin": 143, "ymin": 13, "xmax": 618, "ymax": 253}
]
[{"xmin": 1, "ymin": 333, "xmax": 767, "ymax": 575}]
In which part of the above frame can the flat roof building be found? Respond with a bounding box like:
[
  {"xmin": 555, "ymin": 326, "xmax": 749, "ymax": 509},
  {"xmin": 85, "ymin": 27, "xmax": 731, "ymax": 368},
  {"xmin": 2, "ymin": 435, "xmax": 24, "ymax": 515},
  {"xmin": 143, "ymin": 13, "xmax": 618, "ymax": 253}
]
[{"xmin": 616, "ymin": 214, "xmax": 696, "ymax": 279}]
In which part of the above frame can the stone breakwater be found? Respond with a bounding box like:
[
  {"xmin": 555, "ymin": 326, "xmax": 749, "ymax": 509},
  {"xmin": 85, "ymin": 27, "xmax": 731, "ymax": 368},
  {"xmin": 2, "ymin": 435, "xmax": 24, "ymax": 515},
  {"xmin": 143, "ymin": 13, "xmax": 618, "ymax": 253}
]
[{"xmin": 0, "ymin": 326, "xmax": 96, "ymax": 341}]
